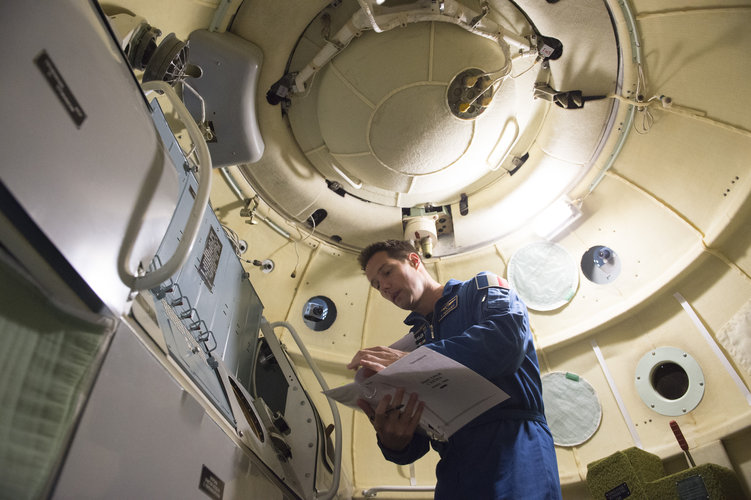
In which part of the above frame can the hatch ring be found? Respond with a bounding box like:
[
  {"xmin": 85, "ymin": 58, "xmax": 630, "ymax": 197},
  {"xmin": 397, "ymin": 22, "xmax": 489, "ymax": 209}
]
[{"xmin": 635, "ymin": 346, "xmax": 705, "ymax": 416}]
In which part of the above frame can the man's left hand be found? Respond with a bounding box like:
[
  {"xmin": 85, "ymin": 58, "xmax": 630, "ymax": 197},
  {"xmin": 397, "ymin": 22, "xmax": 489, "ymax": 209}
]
[{"xmin": 346, "ymin": 345, "xmax": 407, "ymax": 374}]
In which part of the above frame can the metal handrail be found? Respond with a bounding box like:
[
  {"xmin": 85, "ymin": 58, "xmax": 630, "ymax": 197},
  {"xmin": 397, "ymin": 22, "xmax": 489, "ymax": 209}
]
[
  {"xmin": 363, "ymin": 485, "xmax": 436, "ymax": 498},
  {"xmin": 269, "ymin": 321, "xmax": 342, "ymax": 500},
  {"xmin": 118, "ymin": 80, "xmax": 212, "ymax": 291}
]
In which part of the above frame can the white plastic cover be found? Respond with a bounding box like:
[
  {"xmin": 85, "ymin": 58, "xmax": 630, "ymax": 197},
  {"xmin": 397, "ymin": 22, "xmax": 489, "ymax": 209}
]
[
  {"xmin": 507, "ymin": 241, "xmax": 579, "ymax": 311},
  {"xmin": 541, "ymin": 372, "xmax": 602, "ymax": 447}
]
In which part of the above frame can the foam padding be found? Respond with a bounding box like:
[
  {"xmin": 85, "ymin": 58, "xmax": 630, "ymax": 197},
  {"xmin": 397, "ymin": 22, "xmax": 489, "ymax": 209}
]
[
  {"xmin": 645, "ymin": 463, "xmax": 745, "ymax": 500},
  {"xmin": 586, "ymin": 447, "xmax": 665, "ymax": 499},
  {"xmin": 623, "ymin": 447, "xmax": 666, "ymax": 484}
]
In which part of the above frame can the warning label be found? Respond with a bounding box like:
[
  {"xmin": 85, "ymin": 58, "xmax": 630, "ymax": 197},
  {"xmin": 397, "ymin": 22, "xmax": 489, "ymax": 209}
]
[
  {"xmin": 199, "ymin": 465, "xmax": 224, "ymax": 500},
  {"xmin": 198, "ymin": 226, "xmax": 222, "ymax": 290}
]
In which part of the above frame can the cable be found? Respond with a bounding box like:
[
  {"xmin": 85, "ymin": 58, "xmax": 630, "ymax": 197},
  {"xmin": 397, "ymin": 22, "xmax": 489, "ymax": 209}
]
[
  {"xmin": 301, "ymin": 215, "xmax": 317, "ymax": 241},
  {"xmin": 634, "ymin": 107, "xmax": 654, "ymax": 135},
  {"xmin": 463, "ymin": 50, "xmax": 536, "ymax": 110},
  {"xmin": 291, "ymin": 216, "xmax": 317, "ymax": 278},
  {"xmin": 296, "ymin": 66, "xmax": 319, "ymax": 99},
  {"xmin": 292, "ymin": 239, "xmax": 300, "ymax": 278},
  {"xmin": 509, "ymin": 56, "xmax": 540, "ymax": 79},
  {"xmin": 632, "ymin": 63, "xmax": 654, "ymax": 134},
  {"xmin": 464, "ymin": 56, "xmax": 513, "ymax": 108},
  {"xmin": 475, "ymin": 60, "xmax": 512, "ymax": 79},
  {"xmin": 505, "ymin": 0, "xmax": 543, "ymax": 38},
  {"xmin": 607, "ymin": 84, "xmax": 673, "ymax": 135},
  {"xmin": 221, "ymin": 224, "xmax": 243, "ymax": 256},
  {"xmin": 465, "ymin": 75, "xmax": 504, "ymax": 108}
]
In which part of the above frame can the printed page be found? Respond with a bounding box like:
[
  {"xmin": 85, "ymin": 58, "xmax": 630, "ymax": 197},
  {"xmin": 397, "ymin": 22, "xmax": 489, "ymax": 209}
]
[
  {"xmin": 324, "ymin": 346, "xmax": 509, "ymax": 440},
  {"xmin": 388, "ymin": 331, "xmax": 419, "ymax": 352}
]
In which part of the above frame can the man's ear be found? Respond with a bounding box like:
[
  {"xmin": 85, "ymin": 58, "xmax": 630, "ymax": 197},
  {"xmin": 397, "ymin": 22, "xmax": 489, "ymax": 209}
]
[{"xmin": 408, "ymin": 252, "xmax": 421, "ymax": 268}]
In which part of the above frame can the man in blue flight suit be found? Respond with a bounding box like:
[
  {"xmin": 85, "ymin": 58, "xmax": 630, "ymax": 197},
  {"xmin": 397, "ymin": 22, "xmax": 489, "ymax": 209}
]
[{"xmin": 347, "ymin": 240, "xmax": 561, "ymax": 499}]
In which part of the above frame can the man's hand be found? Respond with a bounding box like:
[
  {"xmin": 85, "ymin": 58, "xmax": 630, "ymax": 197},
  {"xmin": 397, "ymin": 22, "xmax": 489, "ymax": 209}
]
[
  {"xmin": 358, "ymin": 388, "xmax": 424, "ymax": 452},
  {"xmin": 347, "ymin": 345, "xmax": 408, "ymax": 374}
]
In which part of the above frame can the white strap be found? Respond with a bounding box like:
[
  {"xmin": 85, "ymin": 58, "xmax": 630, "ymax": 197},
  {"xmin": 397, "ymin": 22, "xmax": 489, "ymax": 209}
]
[
  {"xmin": 674, "ymin": 293, "xmax": 751, "ymax": 405},
  {"xmin": 591, "ymin": 339, "xmax": 642, "ymax": 448}
]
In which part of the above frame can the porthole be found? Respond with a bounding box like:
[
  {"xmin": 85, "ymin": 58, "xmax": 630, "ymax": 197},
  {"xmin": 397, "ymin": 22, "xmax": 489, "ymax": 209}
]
[
  {"xmin": 651, "ymin": 362, "xmax": 689, "ymax": 400},
  {"xmin": 302, "ymin": 295, "xmax": 337, "ymax": 331},
  {"xmin": 635, "ymin": 347, "xmax": 705, "ymax": 416},
  {"xmin": 581, "ymin": 245, "xmax": 621, "ymax": 284}
]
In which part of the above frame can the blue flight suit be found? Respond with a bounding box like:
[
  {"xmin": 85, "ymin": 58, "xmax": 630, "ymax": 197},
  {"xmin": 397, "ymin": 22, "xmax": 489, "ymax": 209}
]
[{"xmin": 378, "ymin": 273, "xmax": 561, "ymax": 500}]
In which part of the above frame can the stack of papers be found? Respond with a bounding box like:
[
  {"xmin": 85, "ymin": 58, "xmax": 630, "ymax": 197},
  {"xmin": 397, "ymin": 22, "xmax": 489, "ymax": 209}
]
[{"xmin": 324, "ymin": 346, "xmax": 509, "ymax": 440}]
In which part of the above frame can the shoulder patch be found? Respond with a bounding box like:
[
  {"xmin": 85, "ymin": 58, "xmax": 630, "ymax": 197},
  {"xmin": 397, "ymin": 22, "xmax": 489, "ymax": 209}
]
[
  {"xmin": 438, "ymin": 295, "xmax": 458, "ymax": 322},
  {"xmin": 474, "ymin": 272, "xmax": 510, "ymax": 290},
  {"xmin": 412, "ymin": 324, "xmax": 429, "ymax": 346}
]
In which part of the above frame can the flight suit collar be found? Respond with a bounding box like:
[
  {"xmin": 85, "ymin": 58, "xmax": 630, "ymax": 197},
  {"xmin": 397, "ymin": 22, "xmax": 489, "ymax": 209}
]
[
  {"xmin": 403, "ymin": 279, "xmax": 461, "ymax": 327},
  {"xmin": 403, "ymin": 279, "xmax": 463, "ymax": 344}
]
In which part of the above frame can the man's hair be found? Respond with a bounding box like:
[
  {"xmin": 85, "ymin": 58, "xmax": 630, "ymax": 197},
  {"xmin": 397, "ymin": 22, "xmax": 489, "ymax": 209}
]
[{"xmin": 358, "ymin": 240, "xmax": 418, "ymax": 271}]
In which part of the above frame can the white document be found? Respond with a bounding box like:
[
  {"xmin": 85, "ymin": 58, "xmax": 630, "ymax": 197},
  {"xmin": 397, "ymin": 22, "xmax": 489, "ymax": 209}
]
[
  {"xmin": 388, "ymin": 331, "xmax": 420, "ymax": 352},
  {"xmin": 324, "ymin": 346, "xmax": 509, "ymax": 440}
]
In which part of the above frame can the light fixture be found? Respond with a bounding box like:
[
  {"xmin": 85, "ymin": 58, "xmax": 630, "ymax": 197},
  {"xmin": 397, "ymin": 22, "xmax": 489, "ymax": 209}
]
[{"xmin": 532, "ymin": 197, "xmax": 581, "ymax": 239}]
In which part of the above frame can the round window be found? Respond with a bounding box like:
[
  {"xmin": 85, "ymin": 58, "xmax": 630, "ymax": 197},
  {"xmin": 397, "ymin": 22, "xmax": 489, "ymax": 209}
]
[
  {"xmin": 302, "ymin": 296, "xmax": 337, "ymax": 331},
  {"xmin": 651, "ymin": 362, "xmax": 689, "ymax": 400},
  {"xmin": 635, "ymin": 347, "xmax": 704, "ymax": 416},
  {"xmin": 581, "ymin": 245, "xmax": 621, "ymax": 284}
]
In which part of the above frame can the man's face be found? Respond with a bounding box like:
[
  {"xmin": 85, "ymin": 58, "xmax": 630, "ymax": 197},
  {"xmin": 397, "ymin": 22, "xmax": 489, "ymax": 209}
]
[{"xmin": 364, "ymin": 250, "xmax": 423, "ymax": 311}]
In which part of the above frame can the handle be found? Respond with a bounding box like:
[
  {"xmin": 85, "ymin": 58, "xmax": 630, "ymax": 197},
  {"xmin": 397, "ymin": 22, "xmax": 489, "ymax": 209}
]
[
  {"xmin": 670, "ymin": 419, "xmax": 696, "ymax": 467},
  {"xmin": 118, "ymin": 80, "xmax": 212, "ymax": 291},
  {"xmin": 669, "ymin": 420, "xmax": 688, "ymax": 451},
  {"xmin": 267, "ymin": 321, "xmax": 342, "ymax": 500},
  {"xmin": 329, "ymin": 159, "xmax": 363, "ymax": 189}
]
